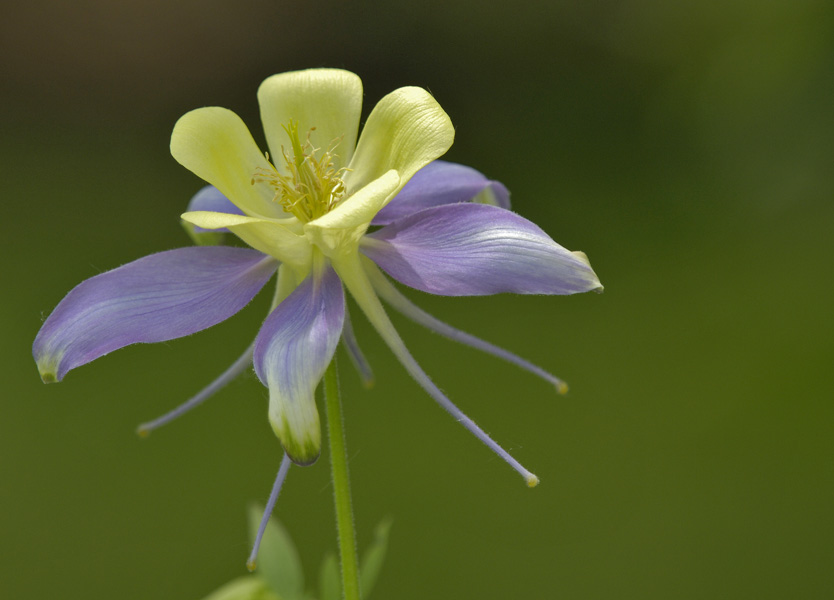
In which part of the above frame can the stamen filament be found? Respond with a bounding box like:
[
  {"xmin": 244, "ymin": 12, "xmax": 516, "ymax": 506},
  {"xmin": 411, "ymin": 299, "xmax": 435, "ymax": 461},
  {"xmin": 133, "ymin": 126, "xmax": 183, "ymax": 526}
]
[
  {"xmin": 247, "ymin": 453, "xmax": 293, "ymax": 571},
  {"xmin": 335, "ymin": 255, "xmax": 539, "ymax": 487},
  {"xmin": 364, "ymin": 259, "xmax": 568, "ymax": 394},
  {"xmin": 341, "ymin": 306, "xmax": 375, "ymax": 388},
  {"xmin": 136, "ymin": 341, "xmax": 255, "ymax": 437}
]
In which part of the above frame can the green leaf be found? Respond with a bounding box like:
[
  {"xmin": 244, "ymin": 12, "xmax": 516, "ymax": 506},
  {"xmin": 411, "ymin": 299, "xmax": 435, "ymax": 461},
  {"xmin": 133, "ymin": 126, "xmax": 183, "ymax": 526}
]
[
  {"xmin": 359, "ymin": 517, "xmax": 393, "ymax": 597},
  {"xmin": 317, "ymin": 552, "xmax": 341, "ymax": 600},
  {"xmin": 248, "ymin": 504, "xmax": 305, "ymax": 600},
  {"xmin": 200, "ymin": 575, "xmax": 281, "ymax": 600}
]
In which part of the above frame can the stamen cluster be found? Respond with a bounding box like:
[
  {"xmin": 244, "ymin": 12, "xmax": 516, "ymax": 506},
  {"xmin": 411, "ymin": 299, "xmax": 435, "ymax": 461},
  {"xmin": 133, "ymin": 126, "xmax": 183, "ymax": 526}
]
[{"xmin": 252, "ymin": 121, "xmax": 348, "ymax": 222}]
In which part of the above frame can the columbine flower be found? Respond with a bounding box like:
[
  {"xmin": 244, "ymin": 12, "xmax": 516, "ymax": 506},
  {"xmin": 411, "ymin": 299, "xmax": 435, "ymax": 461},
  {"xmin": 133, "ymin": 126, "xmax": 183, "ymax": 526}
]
[{"xmin": 33, "ymin": 69, "xmax": 602, "ymax": 486}]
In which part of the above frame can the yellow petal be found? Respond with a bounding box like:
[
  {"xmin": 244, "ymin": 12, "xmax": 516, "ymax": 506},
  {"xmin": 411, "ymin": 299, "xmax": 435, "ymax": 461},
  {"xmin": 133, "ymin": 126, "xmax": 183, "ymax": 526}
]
[
  {"xmin": 258, "ymin": 69, "xmax": 363, "ymax": 173},
  {"xmin": 304, "ymin": 170, "xmax": 400, "ymax": 257},
  {"xmin": 171, "ymin": 107, "xmax": 285, "ymax": 219},
  {"xmin": 182, "ymin": 211, "xmax": 312, "ymax": 270},
  {"xmin": 345, "ymin": 86, "xmax": 454, "ymax": 201}
]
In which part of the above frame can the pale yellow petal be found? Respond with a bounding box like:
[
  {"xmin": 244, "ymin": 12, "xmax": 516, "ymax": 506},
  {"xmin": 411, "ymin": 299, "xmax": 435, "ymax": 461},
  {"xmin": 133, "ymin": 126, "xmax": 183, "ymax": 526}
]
[
  {"xmin": 182, "ymin": 211, "xmax": 312, "ymax": 270},
  {"xmin": 303, "ymin": 170, "xmax": 400, "ymax": 257},
  {"xmin": 258, "ymin": 69, "xmax": 363, "ymax": 173},
  {"xmin": 171, "ymin": 107, "xmax": 284, "ymax": 219},
  {"xmin": 345, "ymin": 87, "xmax": 454, "ymax": 199}
]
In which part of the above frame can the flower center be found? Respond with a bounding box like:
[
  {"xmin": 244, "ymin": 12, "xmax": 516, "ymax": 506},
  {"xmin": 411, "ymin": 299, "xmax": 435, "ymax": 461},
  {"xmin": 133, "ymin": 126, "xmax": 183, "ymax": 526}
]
[{"xmin": 252, "ymin": 121, "xmax": 348, "ymax": 223}]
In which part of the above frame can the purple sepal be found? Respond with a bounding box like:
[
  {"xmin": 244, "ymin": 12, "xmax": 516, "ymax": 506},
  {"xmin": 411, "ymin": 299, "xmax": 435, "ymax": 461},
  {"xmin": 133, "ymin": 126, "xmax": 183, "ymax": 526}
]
[
  {"xmin": 33, "ymin": 247, "xmax": 277, "ymax": 382},
  {"xmin": 253, "ymin": 264, "xmax": 345, "ymax": 465},
  {"xmin": 362, "ymin": 203, "xmax": 601, "ymax": 296},
  {"xmin": 186, "ymin": 186, "xmax": 245, "ymax": 232},
  {"xmin": 372, "ymin": 160, "xmax": 510, "ymax": 225}
]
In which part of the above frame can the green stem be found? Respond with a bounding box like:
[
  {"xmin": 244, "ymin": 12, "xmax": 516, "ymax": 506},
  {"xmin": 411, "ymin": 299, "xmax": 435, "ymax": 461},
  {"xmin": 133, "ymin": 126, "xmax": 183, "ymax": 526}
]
[{"xmin": 324, "ymin": 358, "xmax": 361, "ymax": 600}]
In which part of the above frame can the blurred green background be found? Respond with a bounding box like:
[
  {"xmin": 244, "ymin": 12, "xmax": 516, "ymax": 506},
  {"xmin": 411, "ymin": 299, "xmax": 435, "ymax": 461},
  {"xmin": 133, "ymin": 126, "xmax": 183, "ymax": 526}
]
[{"xmin": 3, "ymin": 0, "xmax": 833, "ymax": 598}]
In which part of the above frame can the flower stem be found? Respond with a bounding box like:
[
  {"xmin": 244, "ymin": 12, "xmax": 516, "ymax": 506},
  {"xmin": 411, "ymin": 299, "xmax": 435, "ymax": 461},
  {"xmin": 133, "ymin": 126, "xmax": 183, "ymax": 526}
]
[{"xmin": 324, "ymin": 357, "xmax": 362, "ymax": 600}]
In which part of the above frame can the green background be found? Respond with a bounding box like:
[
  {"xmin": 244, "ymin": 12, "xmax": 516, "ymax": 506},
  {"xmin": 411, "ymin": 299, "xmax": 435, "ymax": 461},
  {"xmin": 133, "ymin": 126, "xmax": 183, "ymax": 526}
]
[{"xmin": 3, "ymin": 1, "xmax": 833, "ymax": 598}]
